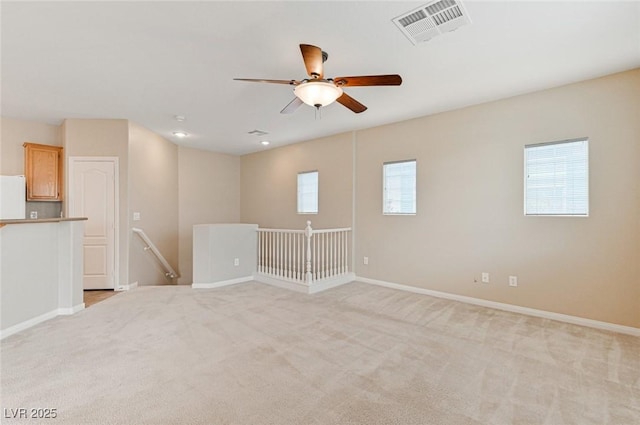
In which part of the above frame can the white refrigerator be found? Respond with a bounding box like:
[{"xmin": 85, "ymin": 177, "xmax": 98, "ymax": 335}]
[{"xmin": 0, "ymin": 175, "xmax": 26, "ymax": 219}]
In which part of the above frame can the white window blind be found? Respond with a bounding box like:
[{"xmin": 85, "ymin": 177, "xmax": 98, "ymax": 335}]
[
  {"xmin": 524, "ymin": 138, "xmax": 589, "ymax": 216},
  {"xmin": 383, "ymin": 160, "xmax": 416, "ymax": 214},
  {"xmin": 297, "ymin": 171, "xmax": 318, "ymax": 214}
]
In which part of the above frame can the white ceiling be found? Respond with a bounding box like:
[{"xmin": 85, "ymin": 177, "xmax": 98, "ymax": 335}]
[{"xmin": 2, "ymin": 1, "xmax": 639, "ymax": 155}]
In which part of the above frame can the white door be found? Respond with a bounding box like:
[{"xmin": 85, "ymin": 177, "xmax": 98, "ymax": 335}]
[{"xmin": 69, "ymin": 158, "xmax": 117, "ymax": 290}]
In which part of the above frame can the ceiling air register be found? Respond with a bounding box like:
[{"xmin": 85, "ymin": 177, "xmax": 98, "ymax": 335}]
[{"xmin": 393, "ymin": 0, "xmax": 472, "ymax": 45}]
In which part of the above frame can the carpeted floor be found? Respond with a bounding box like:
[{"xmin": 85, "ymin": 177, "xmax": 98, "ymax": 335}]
[{"xmin": 1, "ymin": 282, "xmax": 639, "ymax": 424}]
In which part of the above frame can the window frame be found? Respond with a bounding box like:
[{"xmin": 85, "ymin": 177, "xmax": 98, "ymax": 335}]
[
  {"xmin": 382, "ymin": 159, "xmax": 417, "ymax": 216},
  {"xmin": 523, "ymin": 138, "xmax": 589, "ymax": 217},
  {"xmin": 297, "ymin": 170, "xmax": 319, "ymax": 215}
]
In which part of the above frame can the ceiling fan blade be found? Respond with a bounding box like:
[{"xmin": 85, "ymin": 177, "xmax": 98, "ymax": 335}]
[
  {"xmin": 280, "ymin": 97, "xmax": 304, "ymax": 114},
  {"xmin": 234, "ymin": 78, "xmax": 299, "ymax": 85},
  {"xmin": 333, "ymin": 74, "xmax": 402, "ymax": 87},
  {"xmin": 300, "ymin": 44, "xmax": 324, "ymax": 79},
  {"xmin": 336, "ymin": 93, "xmax": 367, "ymax": 114}
]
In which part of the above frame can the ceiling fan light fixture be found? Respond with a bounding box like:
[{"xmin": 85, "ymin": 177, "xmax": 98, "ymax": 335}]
[{"xmin": 294, "ymin": 81, "xmax": 343, "ymax": 108}]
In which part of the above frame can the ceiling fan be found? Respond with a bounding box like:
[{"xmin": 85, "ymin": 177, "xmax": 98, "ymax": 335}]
[{"xmin": 234, "ymin": 44, "xmax": 402, "ymax": 114}]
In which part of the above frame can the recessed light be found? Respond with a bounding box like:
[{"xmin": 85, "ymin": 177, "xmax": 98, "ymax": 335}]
[
  {"xmin": 174, "ymin": 115, "xmax": 186, "ymax": 122},
  {"xmin": 260, "ymin": 140, "xmax": 270, "ymax": 146},
  {"xmin": 173, "ymin": 131, "xmax": 188, "ymax": 138}
]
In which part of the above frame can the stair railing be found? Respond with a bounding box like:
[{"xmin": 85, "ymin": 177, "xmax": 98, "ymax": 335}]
[
  {"xmin": 256, "ymin": 221, "xmax": 351, "ymax": 286},
  {"xmin": 132, "ymin": 227, "xmax": 179, "ymax": 279}
]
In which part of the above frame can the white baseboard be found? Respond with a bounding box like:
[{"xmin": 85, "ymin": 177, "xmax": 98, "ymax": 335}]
[
  {"xmin": 58, "ymin": 303, "xmax": 85, "ymax": 315},
  {"xmin": 1, "ymin": 310, "xmax": 59, "ymax": 340},
  {"xmin": 192, "ymin": 276, "xmax": 253, "ymax": 289},
  {"xmin": 356, "ymin": 276, "xmax": 640, "ymax": 337},
  {"xmin": 116, "ymin": 281, "xmax": 138, "ymax": 291},
  {"xmin": 1, "ymin": 303, "xmax": 87, "ymax": 340},
  {"xmin": 254, "ymin": 273, "xmax": 355, "ymax": 294},
  {"xmin": 253, "ymin": 274, "xmax": 310, "ymax": 293},
  {"xmin": 309, "ymin": 273, "xmax": 356, "ymax": 294}
]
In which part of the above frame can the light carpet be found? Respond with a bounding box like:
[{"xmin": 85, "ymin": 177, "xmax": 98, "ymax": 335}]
[{"xmin": 1, "ymin": 282, "xmax": 639, "ymax": 424}]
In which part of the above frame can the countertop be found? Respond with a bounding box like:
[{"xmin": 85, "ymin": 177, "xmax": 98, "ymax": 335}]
[{"xmin": 0, "ymin": 217, "xmax": 88, "ymax": 227}]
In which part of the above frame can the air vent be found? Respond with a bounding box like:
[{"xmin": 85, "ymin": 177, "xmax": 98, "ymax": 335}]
[
  {"xmin": 248, "ymin": 129, "xmax": 268, "ymax": 136},
  {"xmin": 393, "ymin": 0, "xmax": 471, "ymax": 45}
]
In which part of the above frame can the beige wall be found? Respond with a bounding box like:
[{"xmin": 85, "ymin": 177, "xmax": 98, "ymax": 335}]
[
  {"xmin": 356, "ymin": 69, "xmax": 639, "ymax": 328},
  {"xmin": 178, "ymin": 146, "xmax": 241, "ymax": 285},
  {"xmin": 241, "ymin": 69, "xmax": 640, "ymax": 328},
  {"xmin": 3, "ymin": 69, "xmax": 638, "ymax": 328},
  {"xmin": 241, "ymin": 132, "xmax": 353, "ymax": 230},
  {"xmin": 128, "ymin": 122, "xmax": 179, "ymax": 286},
  {"xmin": 63, "ymin": 119, "xmax": 131, "ymax": 287},
  {"xmin": 1, "ymin": 116, "xmax": 61, "ymax": 175}
]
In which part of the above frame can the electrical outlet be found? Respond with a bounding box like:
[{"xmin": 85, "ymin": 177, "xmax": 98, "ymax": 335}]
[
  {"xmin": 509, "ymin": 276, "xmax": 518, "ymax": 287},
  {"xmin": 30, "ymin": 211, "xmax": 38, "ymax": 219},
  {"xmin": 363, "ymin": 256, "xmax": 369, "ymax": 265},
  {"xmin": 481, "ymin": 272, "xmax": 489, "ymax": 283},
  {"xmin": 133, "ymin": 212, "xmax": 141, "ymax": 221},
  {"xmin": 234, "ymin": 258, "xmax": 240, "ymax": 266}
]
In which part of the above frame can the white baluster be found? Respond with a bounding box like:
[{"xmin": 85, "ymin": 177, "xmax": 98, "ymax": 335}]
[
  {"xmin": 328, "ymin": 233, "xmax": 332, "ymax": 277},
  {"xmin": 321, "ymin": 233, "xmax": 324, "ymax": 279},
  {"xmin": 332, "ymin": 231, "xmax": 336, "ymax": 277},
  {"xmin": 342, "ymin": 231, "xmax": 346, "ymax": 274},
  {"xmin": 293, "ymin": 233, "xmax": 297, "ymax": 281},
  {"xmin": 325, "ymin": 233, "xmax": 329, "ymax": 278},
  {"xmin": 323, "ymin": 233, "xmax": 327, "ymax": 279},
  {"xmin": 262, "ymin": 232, "xmax": 266, "ymax": 274},
  {"xmin": 258, "ymin": 232, "xmax": 262, "ymax": 274},
  {"xmin": 285, "ymin": 232, "xmax": 288, "ymax": 279},
  {"xmin": 278, "ymin": 232, "xmax": 282, "ymax": 277},
  {"xmin": 296, "ymin": 234, "xmax": 304, "ymax": 282},
  {"xmin": 315, "ymin": 234, "xmax": 319, "ymax": 280},
  {"xmin": 300, "ymin": 233, "xmax": 304, "ymax": 282},
  {"xmin": 297, "ymin": 233, "xmax": 301, "ymax": 282},
  {"xmin": 346, "ymin": 231, "xmax": 349, "ymax": 272},
  {"xmin": 333, "ymin": 232, "xmax": 340, "ymax": 275},
  {"xmin": 287, "ymin": 232, "xmax": 291, "ymax": 279},
  {"xmin": 338, "ymin": 231, "xmax": 342, "ymax": 274},
  {"xmin": 340, "ymin": 231, "xmax": 344, "ymax": 274},
  {"xmin": 336, "ymin": 231, "xmax": 340, "ymax": 276},
  {"xmin": 280, "ymin": 232, "xmax": 284, "ymax": 278},
  {"xmin": 278, "ymin": 232, "xmax": 281, "ymax": 278},
  {"xmin": 305, "ymin": 221, "xmax": 313, "ymax": 284},
  {"xmin": 270, "ymin": 232, "xmax": 274, "ymax": 275}
]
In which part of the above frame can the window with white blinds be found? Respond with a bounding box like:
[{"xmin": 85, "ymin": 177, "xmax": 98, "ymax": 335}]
[
  {"xmin": 383, "ymin": 160, "xmax": 416, "ymax": 215},
  {"xmin": 297, "ymin": 171, "xmax": 318, "ymax": 214},
  {"xmin": 524, "ymin": 138, "xmax": 589, "ymax": 216}
]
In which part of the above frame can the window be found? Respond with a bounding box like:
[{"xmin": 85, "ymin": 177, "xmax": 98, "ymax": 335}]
[
  {"xmin": 524, "ymin": 138, "xmax": 588, "ymax": 216},
  {"xmin": 383, "ymin": 160, "xmax": 416, "ymax": 215},
  {"xmin": 297, "ymin": 171, "xmax": 318, "ymax": 214}
]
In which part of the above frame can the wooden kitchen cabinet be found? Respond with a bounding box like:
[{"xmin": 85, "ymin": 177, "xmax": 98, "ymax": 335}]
[{"xmin": 23, "ymin": 142, "xmax": 63, "ymax": 201}]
